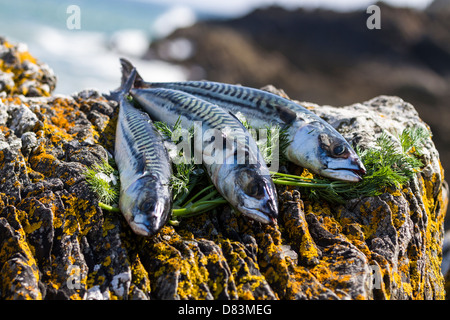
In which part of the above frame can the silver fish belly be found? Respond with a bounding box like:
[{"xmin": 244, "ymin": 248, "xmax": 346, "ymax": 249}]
[
  {"xmin": 129, "ymin": 87, "xmax": 279, "ymax": 224},
  {"xmin": 114, "ymin": 70, "xmax": 172, "ymax": 236},
  {"xmin": 120, "ymin": 59, "xmax": 365, "ymax": 182}
]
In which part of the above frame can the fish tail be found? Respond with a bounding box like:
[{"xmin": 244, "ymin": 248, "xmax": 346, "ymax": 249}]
[
  {"xmin": 107, "ymin": 59, "xmax": 140, "ymax": 101},
  {"xmin": 121, "ymin": 66, "xmax": 137, "ymax": 96},
  {"xmin": 120, "ymin": 58, "xmax": 146, "ymax": 89}
]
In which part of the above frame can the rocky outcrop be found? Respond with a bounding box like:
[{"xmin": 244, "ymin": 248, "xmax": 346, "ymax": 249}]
[{"xmin": 0, "ymin": 38, "xmax": 448, "ymax": 300}]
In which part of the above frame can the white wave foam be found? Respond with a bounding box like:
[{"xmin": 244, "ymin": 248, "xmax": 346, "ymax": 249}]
[
  {"xmin": 28, "ymin": 25, "xmax": 187, "ymax": 95},
  {"xmin": 109, "ymin": 29, "xmax": 150, "ymax": 57},
  {"xmin": 152, "ymin": 5, "xmax": 197, "ymax": 39}
]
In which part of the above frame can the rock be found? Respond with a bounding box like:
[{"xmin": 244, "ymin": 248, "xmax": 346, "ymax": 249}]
[
  {"xmin": 0, "ymin": 38, "xmax": 56, "ymax": 97},
  {"xmin": 0, "ymin": 37, "xmax": 448, "ymax": 300},
  {"xmin": 427, "ymin": 0, "xmax": 450, "ymax": 13}
]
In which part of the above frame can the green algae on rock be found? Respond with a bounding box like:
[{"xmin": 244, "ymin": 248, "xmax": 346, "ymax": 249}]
[{"xmin": 0, "ymin": 37, "xmax": 448, "ymax": 300}]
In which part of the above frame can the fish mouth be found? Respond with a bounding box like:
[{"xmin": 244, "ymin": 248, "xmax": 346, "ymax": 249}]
[
  {"xmin": 239, "ymin": 205, "xmax": 278, "ymax": 224},
  {"xmin": 322, "ymin": 167, "xmax": 366, "ymax": 182},
  {"xmin": 351, "ymin": 167, "xmax": 367, "ymax": 178},
  {"xmin": 129, "ymin": 201, "xmax": 167, "ymax": 237},
  {"xmin": 129, "ymin": 221, "xmax": 152, "ymax": 237},
  {"xmin": 323, "ymin": 155, "xmax": 367, "ymax": 182}
]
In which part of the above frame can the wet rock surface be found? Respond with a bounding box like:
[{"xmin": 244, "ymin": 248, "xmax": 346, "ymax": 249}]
[{"xmin": 0, "ymin": 37, "xmax": 448, "ymax": 300}]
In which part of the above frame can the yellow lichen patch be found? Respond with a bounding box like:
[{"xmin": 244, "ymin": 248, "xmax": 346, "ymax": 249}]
[
  {"xmin": 17, "ymin": 50, "xmax": 37, "ymax": 65},
  {"xmin": 358, "ymin": 202, "xmax": 387, "ymax": 240},
  {"xmin": 60, "ymin": 193, "xmax": 98, "ymax": 237},
  {"xmin": 102, "ymin": 214, "xmax": 117, "ymax": 237},
  {"xmin": 150, "ymin": 228, "xmax": 212, "ymax": 299},
  {"xmin": 1, "ymin": 258, "xmax": 42, "ymax": 300},
  {"xmin": 0, "ymin": 208, "xmax": 42, "ymax": 299},
  {"xmin": 62, "ymin": 213, "xmax": 80, "ymax": 236},
  {"xmin": 178, "ymin": 251, "xmax": 211, "ymax": 298},
  {"xmin": 419, "ymin": 172, "xmax": 446, "ymax": 299},
  {"xmin": 0, "ymin": 40, "xmax": 53, "ymax": 97},
  {"xmin": 308, "ymin": 250, "xmax": 357, "ymax": 299},
  {"xmin": 306, "ymin": 201, "xmax": 342, "ymax": 235},
  {"xmin": 48, "ymin": 98, "xmax": 79, "ymax": 132},
  {"xmin": 257, "ymin": 239, "xmax": 289, "ymax": 298},
  {"xmin": 130, "ymin": 255, "xmax": 151, "ymax": 296},
  {"xmin": 0, "ymin": 125, "xmax": 11, "ymax": 137},
  {"xmin": 28, "ymin": 147, "xmax": 59, "ymax": 178},
  {"xmin": 279, "ymin": 190, "xmax": 321, "ymax": 266},
  {"xmin": 297, "ymin": 228, "xmax": 320, "ymax": 264},
  {"xmin": 98, "ymin": 112, "xmax": 118, "ymax": 152},
  {"xmin": 218, "ymin": 238, "xmax": 270, "ymax": 300}
]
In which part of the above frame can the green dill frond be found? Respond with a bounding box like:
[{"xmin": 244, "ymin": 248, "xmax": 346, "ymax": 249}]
[
  {"xmin": 153, "ymin": 117, "xmax": 225, "ymax": 219},
  {"xmin": 238, "ymin": 116, "xmax": 291, "ymax": 166},
  {"xmin": 170, "ymin": 161, "xmax": 197, "ymax": 202},
  {"xmin": 400, "ymin": 126, "xmax": 429, "ymax": 156},
  {"xmin": 274, "ymin": 124, "xmax": 291, "ymax": 164},
  {"xmin": 84, "ymin": 159, "xmax": 120, "ymax": 205},
  {"xmin": 360, "ymin": 127, "xmax": 428, "ymax": 188},
  {"xmin": 234, "ymin": 112, "xmax": 250, "ymax": 130},
  {"xmin": 101, "ymin": 114, "xmax": 431, "ymax": 221},
  {"xmin": 254, "ymin": 124, "xmax": 290, "ymax": 165},
  {"xmin": 153, "ymin": 120, "xmax": 173, "ymax": 140},
  {"xmin": 154, "ymin": 117, "xmax": 186, "ymax": 141},
  {"xmin": 154, "ymin": 117, "xmax": 198, "ymax": 203}
]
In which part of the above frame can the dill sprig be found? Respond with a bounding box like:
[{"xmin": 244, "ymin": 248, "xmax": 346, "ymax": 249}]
[
  {"xmin": 154, "ymin": 117, "xmax": 197, "ymax": 202},
  {"xmin": 154, "ymin": 118, "xmax": 227, "ymax": 221},
  {"xmin": 238, "ymin": 114, "xmax": 291, "ymax": 166},
  {"xmin": 254, "ymin": 124, "xmax": 291, "ymax": 166},
  {"xmin": 84, "ymin": 159, "xmax": 120, "ymax": 206}
]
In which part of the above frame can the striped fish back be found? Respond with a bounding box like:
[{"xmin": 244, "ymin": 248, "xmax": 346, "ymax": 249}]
[
  {"xmin": 119, "ymin": 98, "xmax": 168, "ymax": 177},
  {"xmin": 132, "ymin": 88, "xmax": 262, "ymax": 165}
]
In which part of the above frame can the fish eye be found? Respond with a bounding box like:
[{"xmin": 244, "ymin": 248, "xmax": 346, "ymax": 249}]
[
  {"xmin": 333, "ymin": 145, "xmax": 346, "ymax": 156},
  {"xmin": 140, "ymin": 200, "xmax": 155, "ymax": 212},
  {"xmin": 245, "ymin": 183, "xmax": 260, "ymax": 197}
]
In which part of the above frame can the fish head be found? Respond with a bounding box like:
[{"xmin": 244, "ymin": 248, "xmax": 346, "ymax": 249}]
[
  {"xmin": 119, "ymin": 175, "xmax": 172, "ymax": 236},
  {"xmin": 287, "ymin": 123, "xmax": 366, "ymax": 182},
  {"xmin": 217, "ymin": 164, "xmax": 278, "ymax": 224}
]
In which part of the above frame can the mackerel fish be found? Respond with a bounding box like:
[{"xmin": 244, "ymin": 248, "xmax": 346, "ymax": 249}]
[
  {"xmin": 127, "ymin": 86, "xmax": 279, "ymax": 224},
  {"xmin": 112, "ymin": 68, "xmax": 172, "ymax": 236},
  {"xmin": 120, "ymin": 59, "xmax": 366, "ymax": 182}
]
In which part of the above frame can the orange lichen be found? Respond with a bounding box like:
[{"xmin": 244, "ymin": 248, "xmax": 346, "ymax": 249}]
[{"xmin": 0, "ymin": 40, "xmax": 52, "ymax": 97}]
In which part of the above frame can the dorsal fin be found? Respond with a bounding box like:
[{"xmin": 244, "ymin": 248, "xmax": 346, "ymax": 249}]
[{"xmin": 274, "ymin": 104, "xmax": 297, "ymax": 124}]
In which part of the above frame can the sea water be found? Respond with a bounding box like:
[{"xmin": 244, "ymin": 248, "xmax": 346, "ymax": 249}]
[
  {"xmin": 0, "ymin": 0, "xmax": 429, "ymax": 95},
  {"xmin": 0, "ymin": 0, "xmax": 209, "ymax": 95}
]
